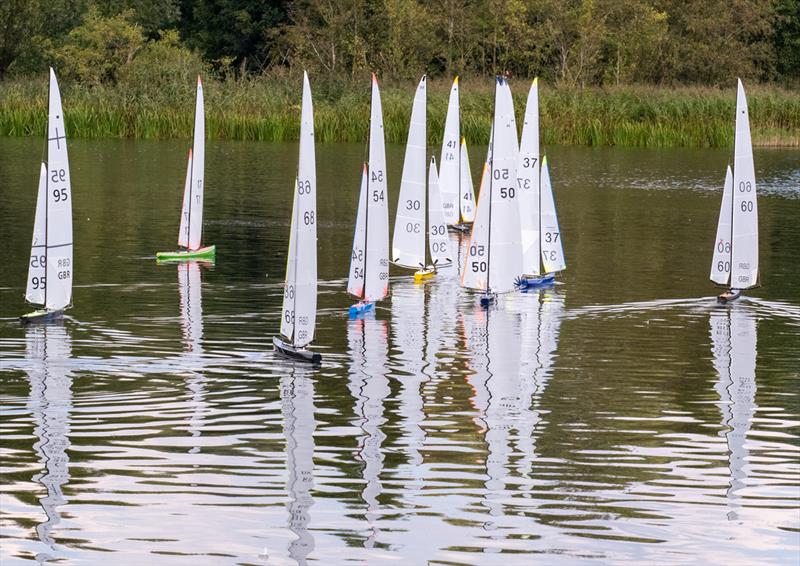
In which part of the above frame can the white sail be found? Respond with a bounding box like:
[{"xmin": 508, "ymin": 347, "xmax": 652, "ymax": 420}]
[
  {"xmin": 187, "ymin": 77, "xmax": 205, "ymax": 250},
  {"xmin": 44, "ymin": 68, "xmax": 73, "ymax": 312},
  {"xmin": 459, "ymin": 138, "xmax": 476, "ymax": 223},
  {"xmin": 281, "ymin": 181, "xmax": 300, "ymax": 340},
  {"xmin": 364, "ymin": 75, "xmax": 390, "ymax": 302},
  {"xmin": 730, "ymin": 79, "xmax": 758, "ymax": 289},
  {"xmin": 392, "ymin": 75, "xmax": 427, "ymax": 269},
  {"xmin": 347, "ymin": 165, "xmax": 368, "ymax": 298},
  {"xmin": 26, "ymin": 163, "xmax": 48, "ymax": 305},
  {"xmin": 461, "ymin": 124, "xmax": 497, "ymax": 291},
  {"xmin": 540, "ymin": 157, "xmax": 566, "ymax": 273},
  {"xmin": 427, "ymin": 158, "xmax": 452, "ymax": 266},
  {"xmin": 710, "ymin": 166, "xmax": 734, "ymax": 285},
  {"xmin": 177, "ymin": 150, "xmax": 192, "ymax": 248},
  {"xmin": 518, "ymin": 78, "xmax": 541, "ymax": 275},
  {"xmin": 461, "ymin": 154, "xmax": 491, "ymax": 291},
  {"xmin": 292, "ymin": 72, "xmax": 317, "ymax": 347},
  {"xmin": 487, "ymin": 77, "xmax": 522, "ymax": 294},
  {"xmin": 439, "ymin": 77, "xmax": 460, "ymax": 225}
]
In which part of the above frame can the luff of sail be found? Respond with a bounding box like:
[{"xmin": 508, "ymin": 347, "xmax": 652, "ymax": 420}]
[
  {"xmin": 364, "ymin": 74, "xmax": 390, "ymax": 302},
  {"xmin": 518, "ymin": 78, "xmax": 541, "ymax": 276},
  {"xmin": 187, "ymin": 77, "xmax": 205, "ymax": 251},
  {"xmin": 540, "ymin": 157, "xmax": 566, "ymax": 273},
  {"xmin": 710, "ymin": 166, "xmax": 734, "ymax": 285},
  {"xmin": 44, "ymin": 68, "xmax": 73, "ymax": 312},
  {"xmin": 459, "ymin": 138, "xmax": 476, "ymax": 223},
  {"xmin": 730, "ymin": 79, "xmax": 758, "ymax": 289},
  {"xmin": 392, "ymin": 75, "xmax": 427, "ymax": 269},
  {"xmin": 26, "ymin": 163, "xmax": 48, "ymax": 305},
  {"xmin": 348, "ymin": 165, "xmax": 368, "ymax": 298},
  {"xmin": 439, "ymin": 77, "xmax": 460, "ymax": 225}
]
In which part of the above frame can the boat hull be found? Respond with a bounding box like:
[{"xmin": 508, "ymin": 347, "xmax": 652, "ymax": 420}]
[
  {"xmin": 20, "ymin": 308, "xmax": 64, "ymax": 324},
  {"xmin": 156, "ymin": 245, "xmax": 216, "ymax": 262},
  {"xmin": 516, "ymin": 272, "xmax": 556, "ymax": 289},
  {"xmin": 479, "ymin": 293, "xmax": 496, "ymax": 308},
  {"xmin": 450, "ymin": 223, "xmax": 471, "ymax": 233},
  {"xmin": 349, "ymin": 301, "xmax": 374, "ymax": 318},
  {"xmin": 717, "ymin": 289, "xmax": 742, "ymax": 303},
  {"xmin": 413, "ymin": 267, "xmax": 436, "ymax": 282},
  {"xmin": 273, "ymin": 336, "xmax": 321, "ymax": 364}
]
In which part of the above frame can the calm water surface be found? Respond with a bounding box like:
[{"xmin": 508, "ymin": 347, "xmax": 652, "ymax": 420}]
[{"xmin": 0, "ymin": 138, "xmax": 798, "ymax": 565}]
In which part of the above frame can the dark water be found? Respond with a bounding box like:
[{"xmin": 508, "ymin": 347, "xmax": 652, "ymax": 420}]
[{"xmin": 0, "ymin": 138, "xmax": 798, "ymax": 565}]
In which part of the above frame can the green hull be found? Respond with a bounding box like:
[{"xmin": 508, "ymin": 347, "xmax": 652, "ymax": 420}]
[{"xmin": 156, "ymin": 245, "xmax": 216, "ymax": 262}]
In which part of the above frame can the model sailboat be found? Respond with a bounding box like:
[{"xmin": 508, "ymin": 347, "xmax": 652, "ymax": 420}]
[
  {"xmin": 157, "ymin": 77, "xmax": 215, "ymax": 261},
  {"xmin": 391, "ymin": 76, "xmax": 452, "ymax": 281},
  {"xmin": 22, "ymin": 69, "xmax": 73, "ymax": 324},
  {"xmin": 274, "ymin": 72, "xmax": 320, "ymax": 364},
  {"xmin": 710, "ymin": 79, "xmax": 758, "ymax": 303},
  {"xmin": 347, "ymin": 74, "xmax": 390, "ymax": 317},
  {"xmin": 438, "ymin": 77, "xmax": 476, "ymax": 231},
  {"xmin": 461, "ymin": 77, "xmax": 522, "ymax": 307},
  {"xmin": 516, "ymin": 79, "xmax": 566, "ymax": 287}
]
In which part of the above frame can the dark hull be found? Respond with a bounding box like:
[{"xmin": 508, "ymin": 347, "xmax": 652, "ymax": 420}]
[
  {"xmin": 273, "ymin": 337, "xmax": 321, "ymax": 364},
  {"xmin": 20, "ymin": 308, "xmax": 64, "ymax": 325},
  {"xmin": 717, "ymin": 289, "xmax": 742, "ymax": 303},
  {"xmin": 516, "ymin": 272, "xmax": 556, "ymax": 289}
]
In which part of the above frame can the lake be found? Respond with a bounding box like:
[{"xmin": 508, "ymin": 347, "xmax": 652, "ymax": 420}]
[{"xmin": 0, "ymin": 137, "xmax": 798, "ymax": 565}]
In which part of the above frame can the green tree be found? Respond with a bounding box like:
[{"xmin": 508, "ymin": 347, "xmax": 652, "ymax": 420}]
[
  {"xmin": 774, "ymin": 0, "xmax": 800, "ymax": 82},
  {"xmin": 53, "ymin": 7, "xmax": 145, "ymax": 84}
]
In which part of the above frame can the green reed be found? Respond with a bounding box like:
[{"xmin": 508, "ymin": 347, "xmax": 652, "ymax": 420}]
[{"xmin": 1, "ymin": 75, "xmax": 797, "ymax": 147}]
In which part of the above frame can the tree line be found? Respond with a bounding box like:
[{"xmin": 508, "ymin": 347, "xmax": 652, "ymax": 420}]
[{"xmin": 1, "ymin": 0, "xmax": 798, "ymax": 86}]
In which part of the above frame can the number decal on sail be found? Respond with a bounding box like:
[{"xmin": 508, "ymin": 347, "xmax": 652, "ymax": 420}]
[
  {"xmin": 499, "ymin": 187, "xmax": 515, "ymax": 199},
  {"xmin": 298, "ymin": 179, "xmax": 312, "ymax": 195},
  {"xmin": 371, "ymin": 170, "xmax": 384, "ymax": 183},
  {"xmin": 544, "ymin": 232, "xmax": 560, "ymax": 243},
  {"xmin": 406, "ymin": 199, "xmax": 421, "ymax": 210},
  {"xmin": 303, "ymin": 211, "xmax": 315, "ymax": 225},
  {"xmin": 52, "ymin": 188, "xmax": 68, "ymax": 202},
  {"xmin": 740, "ymin": 200, "xmax": 754, "ymax": 212},
  {"xmin": 50, "ymin": 169, "xmax": 66, "ymax": 183},
  {"xmin": 372, "ymin": 190, "xmax": 385, "ymax": 202}
]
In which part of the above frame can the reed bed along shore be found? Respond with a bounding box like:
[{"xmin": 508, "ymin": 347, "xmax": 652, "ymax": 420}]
[{"xmin": 1, "ymin": 75, "xmax": 797, "ymax": 148}]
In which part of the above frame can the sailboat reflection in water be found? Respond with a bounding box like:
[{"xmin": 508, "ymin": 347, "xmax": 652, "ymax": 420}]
[
  {"xmin": 462, "ymin": 290, "xmax": 564, "ymax": 520},
  {"xmin": 280, "ymin": 365, "xmax": 317, "ymax": 563},
  {"xmin": 25, "ymin": 324, "xmax": 73, "ymax": 562},
  {"xmin": 177, "ymin": 261, "xmax": 208, "ymax": 452},
  {"xmin": 347, "ymin": 315, "xmax": 390, "ymax": 548},
  {"xmin": 710, "ymin": 306, "xmax": 757, "ymax": 520}
]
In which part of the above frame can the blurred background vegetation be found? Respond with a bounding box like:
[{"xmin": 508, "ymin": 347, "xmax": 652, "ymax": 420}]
[{"xmin": 0, "ymin": 0, "xmax": 797, "ymax": 146}]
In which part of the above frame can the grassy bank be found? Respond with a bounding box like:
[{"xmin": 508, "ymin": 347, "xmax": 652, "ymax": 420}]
[{"xmin": 0, "ymin": 75, "xmax": 797, "ymax": 148}]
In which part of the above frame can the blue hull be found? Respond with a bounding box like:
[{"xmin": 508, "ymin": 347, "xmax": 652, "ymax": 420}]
[
  {"xmin": 348, "ymin": 301, "xmax": 375, "ymax": 318},
  {"xmin": 516, "ymin": 273, "xmax": 556, "ymax": 289},
  {"xmin": 479, "ymin": 294, "xmax": 496, "ymax": 308}
]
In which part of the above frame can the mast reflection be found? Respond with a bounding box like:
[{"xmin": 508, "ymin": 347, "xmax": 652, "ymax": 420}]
[
  {"xmin": 347, "ymin": 315, "xmax": 390, "ymax": 548},
  {"xmin": 26, "ymin": 324, "xmax": 73, "ymax": 562},
  {"xmin": 710, "ymin": 306, "xmax": 757, "ymax": 520},
  {"xmin": 280, "ymin": 366, "xmax": 317, "ymax": 564}
]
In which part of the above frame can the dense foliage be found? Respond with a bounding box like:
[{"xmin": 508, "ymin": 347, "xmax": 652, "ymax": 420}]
[{"xmin": 1, "ymin": 0, "xmax": 798, "ymax": 85}]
